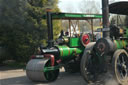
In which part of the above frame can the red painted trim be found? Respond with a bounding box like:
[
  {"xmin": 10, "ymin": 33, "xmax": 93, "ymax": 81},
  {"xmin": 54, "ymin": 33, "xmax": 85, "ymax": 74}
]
[
  {"xmin": 44, "ymin": 54, "xmax": 55, "ymax": 66},
  {"xmin": 50, "ymin": 55, "xmax": 55, "ymax": 66}
]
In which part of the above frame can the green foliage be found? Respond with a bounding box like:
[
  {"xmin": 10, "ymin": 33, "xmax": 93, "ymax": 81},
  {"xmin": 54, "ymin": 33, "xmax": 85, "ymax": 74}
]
[{"xmin": 0, "ymin": 0, "xmax": 61, "ymax": 62}]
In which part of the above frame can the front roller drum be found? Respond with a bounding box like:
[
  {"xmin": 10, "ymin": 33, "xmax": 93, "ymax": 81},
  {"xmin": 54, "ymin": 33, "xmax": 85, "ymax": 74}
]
[
  {"xmin": 26, "ymin": 59, "xmax": 59, "ymax": 82},
  {"xmin": 112, "ymin": 49, "xmax": 128, "ymax": 85}
]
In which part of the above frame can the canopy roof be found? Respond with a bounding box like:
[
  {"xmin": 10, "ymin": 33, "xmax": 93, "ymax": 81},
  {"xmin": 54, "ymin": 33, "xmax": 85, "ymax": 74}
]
[
  {"xmin": 109, "ymin": 1, "xmax": 128, "ymax": 15},
  {"xmin": 43, "ymin": 12, "xmax": 102, "ymax": 20}
]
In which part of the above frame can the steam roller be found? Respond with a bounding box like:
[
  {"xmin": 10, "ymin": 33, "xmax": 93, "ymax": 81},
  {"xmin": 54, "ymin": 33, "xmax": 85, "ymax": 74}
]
[{"xmin": 25, "ymin": 9, "xmax": 101, "ymax": 82}]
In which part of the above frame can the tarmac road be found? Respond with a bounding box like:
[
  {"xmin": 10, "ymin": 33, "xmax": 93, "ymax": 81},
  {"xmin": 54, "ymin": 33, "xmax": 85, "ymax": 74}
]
[
  {"xmin": 1, "ymin": 67, "xmax": 127, "ymax": 85},
  {"xmin": 0, "ymin": 67, "xmax": 86, "ymax": 85}
]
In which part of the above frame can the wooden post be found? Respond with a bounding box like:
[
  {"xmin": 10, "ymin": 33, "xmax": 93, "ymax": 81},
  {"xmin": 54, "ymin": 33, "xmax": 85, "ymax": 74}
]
[
  {"xmin": 91, "ymin": 19, "xmax": 94, "ymax": 41},
  {"xmin": 69, "ymin": 20, "xmax": 71, "ymax": 37},
  {"xmin": 78, "ymin": 20, "xmax": 80, "ymax": 35}
]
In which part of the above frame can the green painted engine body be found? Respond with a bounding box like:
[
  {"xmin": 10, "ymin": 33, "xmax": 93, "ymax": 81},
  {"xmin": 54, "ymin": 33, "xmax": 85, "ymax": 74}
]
[
  {"xmin": 56, "ymin": 37, "xmax": 84, "ymax": 61},
  {"xmin": 57, "ymin": 45, "xmax": 83, "ymax": 60},
  {"xmin": 114, "ymin": 27, "xmax": 128, "ymax": 50}
]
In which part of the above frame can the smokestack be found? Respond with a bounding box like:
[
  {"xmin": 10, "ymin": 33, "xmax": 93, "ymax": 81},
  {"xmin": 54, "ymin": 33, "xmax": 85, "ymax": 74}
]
[
  {"xmin": 46, "ymin": 10, "xmax": 54, "ymax": 48},
  {"xmin": 102, "ymin": 0, "xmax": 110, "ymax": 38}
]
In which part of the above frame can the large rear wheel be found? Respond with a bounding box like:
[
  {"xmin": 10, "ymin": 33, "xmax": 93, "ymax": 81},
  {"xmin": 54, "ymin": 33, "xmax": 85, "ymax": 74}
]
[
  {"xmin": 80, "ymin": 49, "xmax": 97, "ymax": 83},
  {"xmin": 112, "ymin": 49, "xmax": 128, "ymax": 85},
  {"xmin": 80, "ymin": 43, "xmax": 98, "ymax": 84},
  {"xmin": 80, "ymin": 42, "xmax": 110, "ymax": 84}
]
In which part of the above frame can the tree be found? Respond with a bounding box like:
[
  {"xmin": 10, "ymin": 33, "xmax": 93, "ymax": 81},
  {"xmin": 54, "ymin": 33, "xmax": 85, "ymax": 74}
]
[
  {"xmin": 0, "ymin": 0, "xmax": 61, "ymax": 62},
  {"xmin": 125, "ymin": 16, "xmax": 128, "ymax": 28},
  {"xmin": 78, "ymin": 0, "xmax": 101, "ymax": 32},
  {"xmin": 79, "ymin": 0, "xmax": 100, "ymax": 14}
]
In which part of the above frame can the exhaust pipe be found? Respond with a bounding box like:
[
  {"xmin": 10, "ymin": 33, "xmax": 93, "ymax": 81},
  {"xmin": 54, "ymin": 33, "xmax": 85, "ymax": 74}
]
[
  {"xmin": 46, "ymin": 11, "xmax": 54, "ymax": 48},
  {"xmin": 102, "ymin": 0, "xmax": 110, "ymax": 38}
]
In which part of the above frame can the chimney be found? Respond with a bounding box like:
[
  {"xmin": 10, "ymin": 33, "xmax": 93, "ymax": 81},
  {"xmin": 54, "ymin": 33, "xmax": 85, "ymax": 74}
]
[
  {"xmin": 102, "ymin": 0, "xmax": 110, "ymax": 38},
  {"xmin": 46, "ymin": 9, "xmax": 54, "ymax": 48}
]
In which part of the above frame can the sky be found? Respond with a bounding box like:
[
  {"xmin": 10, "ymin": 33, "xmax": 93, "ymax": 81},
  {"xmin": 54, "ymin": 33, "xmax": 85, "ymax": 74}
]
[{"xmin": 58, "ymin": 0, "xmax": 128, "ymax": 13}]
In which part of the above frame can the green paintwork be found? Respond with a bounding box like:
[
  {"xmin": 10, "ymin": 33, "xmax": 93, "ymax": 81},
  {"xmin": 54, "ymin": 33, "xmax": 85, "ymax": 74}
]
[
  {"xmin": 57, "ymin": 45, "xmax": 83, "ymax": 60},
  {"xmin": 69, "ymin": 38, "xmax": 81, "ymax": 47},
  {"xmin": 124, "ymin": 27, "xmax": 128, "ymax": 37},
  {"xmin": 114, "ymin": 40, "xmax": 127, "ymax": 49},
  {"xmin": 53, "ymin": 13, "xmax": 102, "ymax": 19},
  {"xmin": 43, "ymin": 12, "xmax": 102, "ymax": 20},
  {"xmin": 44, "ymin": 66, "xmax": 60, "ymax": 72}
]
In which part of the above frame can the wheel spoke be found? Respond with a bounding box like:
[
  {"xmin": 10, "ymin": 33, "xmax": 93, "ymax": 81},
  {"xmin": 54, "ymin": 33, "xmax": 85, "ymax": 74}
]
[
  {"xmin": 118, "ymin": 53, "xmax": 128, "ymax": 79},
  {"xmin": 120, "ymin": 71, "xmax": 124, "ymax": 78},
  {"xmin": 124, "ymin": 69, "xmax": 128, "ymax": 78},
  {"xmin": 117, "ymin": 60, "xmax": 122, "ymax": 68},
  {"xmin": 121, "ymin": 55, "xmax": 125, "ymax": 64}
]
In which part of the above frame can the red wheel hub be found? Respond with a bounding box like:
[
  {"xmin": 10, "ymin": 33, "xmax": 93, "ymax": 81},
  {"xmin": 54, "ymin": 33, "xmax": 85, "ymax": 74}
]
[{"xmin": 81, "ymin": 34, "xmax": 90, "ymax": 47}]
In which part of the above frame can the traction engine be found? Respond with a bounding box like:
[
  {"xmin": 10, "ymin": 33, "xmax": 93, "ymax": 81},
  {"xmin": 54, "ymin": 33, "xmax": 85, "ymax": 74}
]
[{"xmin": 80, "ymin": 0, "xmax": 128, "ymax": 84}]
